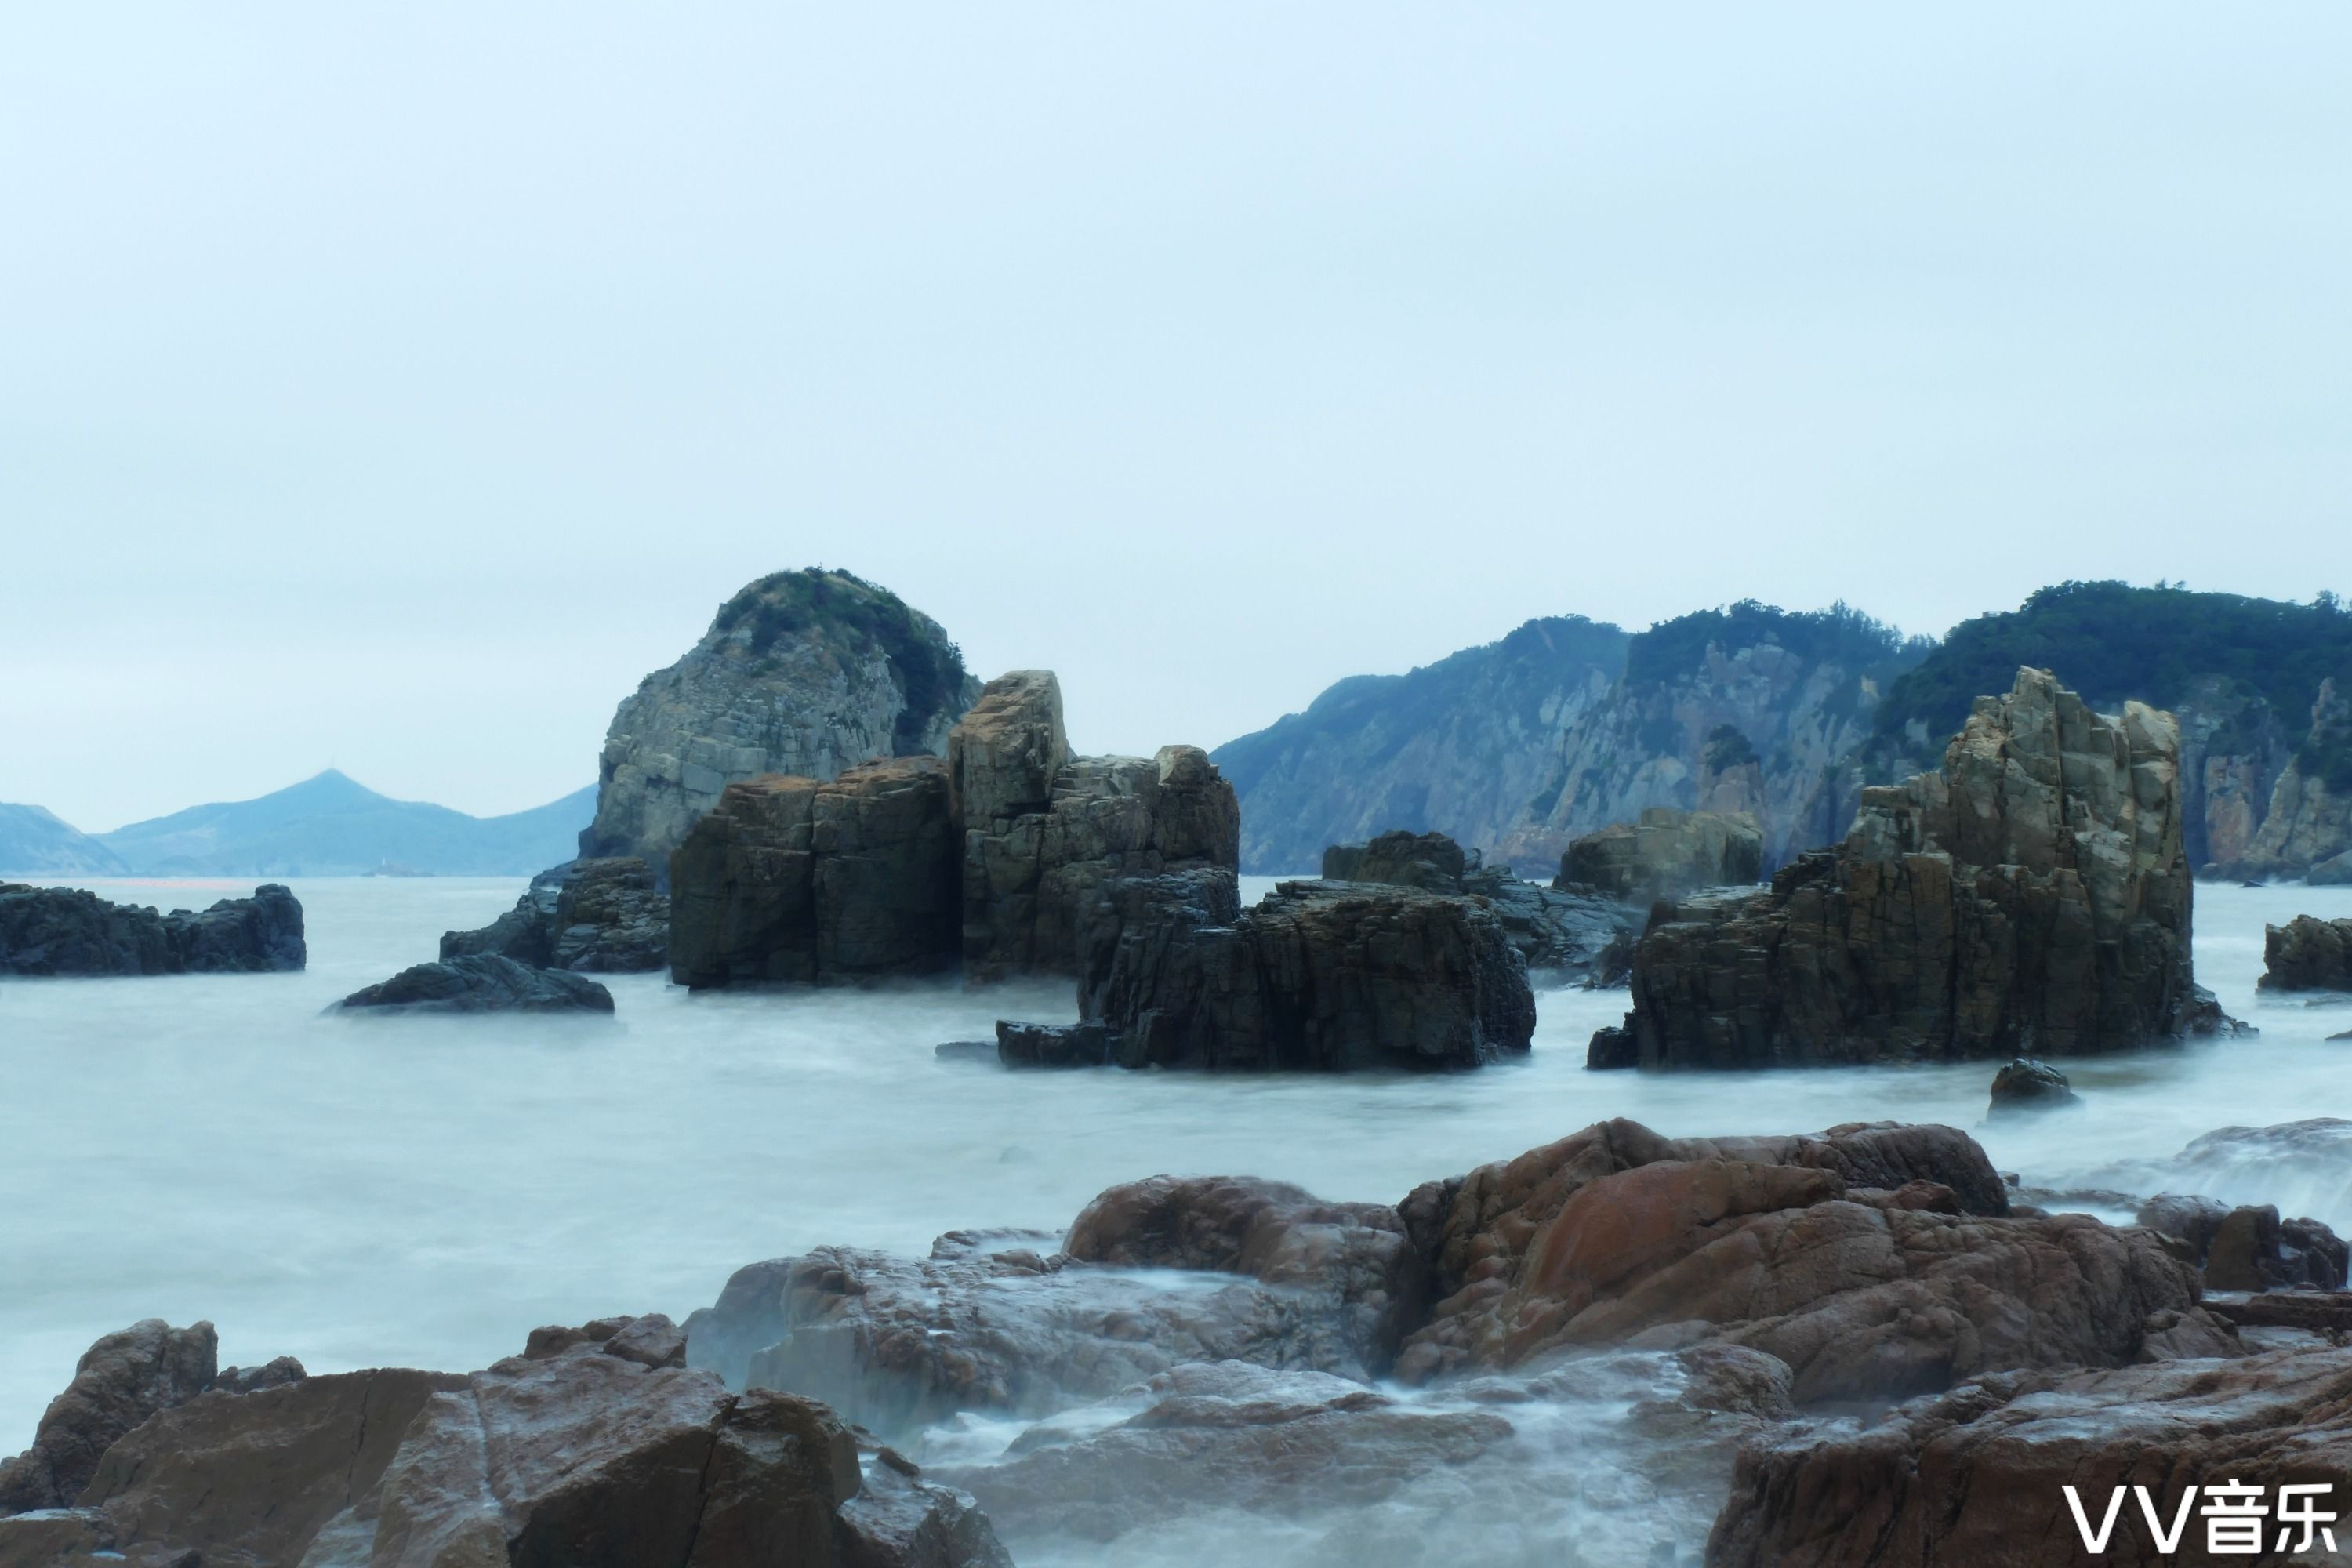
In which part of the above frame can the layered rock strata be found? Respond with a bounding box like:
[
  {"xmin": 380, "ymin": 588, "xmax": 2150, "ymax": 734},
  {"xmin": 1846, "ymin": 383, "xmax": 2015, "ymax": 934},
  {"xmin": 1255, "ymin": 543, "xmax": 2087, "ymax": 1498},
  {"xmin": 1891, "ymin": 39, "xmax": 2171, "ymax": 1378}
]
[
  {"xmin": 1557, "ymin": 806, "xmax": 1764, "ymax": 904},
  {"xmin": 0, "ymin": 883, "xmax": 304, "ymax": 976},
  {"xmin": 439, "ymin": 856, "xmax": 669, "ymax": 972},
  {"xmin": 581, "ymin": 568, "xmax": 979, "ymax": 866},
  {"xmin": 667, "ymin": 757, "xmax": 960, "ymax": 988},
  {"xmin": 1593, "ymin": 667, "xmax": 2224, "ymax": 1069},
  {"xmin": 1322, "ymin": 828, "xmax": 1637, "ymax": 985}
]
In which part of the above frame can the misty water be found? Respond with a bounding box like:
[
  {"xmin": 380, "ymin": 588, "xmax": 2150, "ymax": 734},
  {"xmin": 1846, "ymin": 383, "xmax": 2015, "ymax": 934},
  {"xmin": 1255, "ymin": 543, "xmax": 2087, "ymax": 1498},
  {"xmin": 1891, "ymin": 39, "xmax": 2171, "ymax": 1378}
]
[{"xmin": 7, "ymin": 873, "xmax": 2352, "ymax": 1560}]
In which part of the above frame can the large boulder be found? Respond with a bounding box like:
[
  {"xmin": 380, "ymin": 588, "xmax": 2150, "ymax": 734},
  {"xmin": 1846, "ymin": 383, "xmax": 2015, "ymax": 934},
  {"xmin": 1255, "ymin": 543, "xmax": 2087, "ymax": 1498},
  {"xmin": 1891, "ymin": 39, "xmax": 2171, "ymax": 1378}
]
[
  {"xmin": 580, "ymin": 568, "xmax": 979, "ymax": 866},
  {"xmin": 1323, "ymin": 828, "xmax": 1639, "ymax": 985},
  {"xmin": 1558, "ymin": 806, "xmax": 1764, "ymax": 903},
  {"xmin": 0, "ymin": 1321, "xmax": 222, "ymax": 1515},
  {"xmin": 0, "ymin": 884, "xmax": 304, "ymax": 976},
  {"xmin": 1024, "ymin": 870, "xmax": 1537, "ymax": 1070},
  {"xmin": 668, "ymin": 757, "xmax": 960, "ymax": 988},
  {"xmin": 2260, "ymin": 912, "xmax": 2352, "ymax": 991},
  {"xmin": 1596, "ymin": 667, "xmax": 2224, "ymax": 1069},
  {"xmin": 1708, "ymin": 1345, "xmax": 2352, "ymax": 1568},
  {"xmin": 0, "ymin": 1325, "xmax": 1006, "ymax": 1568},
  {"xmin": 440, "ymin": 857, "xmax": 669, "ymax": 973},
  {"xmin": 336, "ymin": 953, "xmax": 616, "ymax": 1014},
  {"xmin": 1985, "ymin": 1057, "xmax": 2081, "ymax": 1119},
  {"xmin": 952, "ymin": 671, "xmax": 1238, "ymax": 982}
]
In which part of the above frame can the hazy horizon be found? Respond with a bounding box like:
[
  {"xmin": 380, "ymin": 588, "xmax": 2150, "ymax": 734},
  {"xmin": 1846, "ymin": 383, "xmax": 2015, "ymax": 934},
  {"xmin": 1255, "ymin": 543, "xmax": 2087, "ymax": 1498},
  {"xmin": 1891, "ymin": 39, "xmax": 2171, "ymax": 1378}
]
[{"xmin": 9, "ymin": 5, "xmax": 2352, "ymax": 831}]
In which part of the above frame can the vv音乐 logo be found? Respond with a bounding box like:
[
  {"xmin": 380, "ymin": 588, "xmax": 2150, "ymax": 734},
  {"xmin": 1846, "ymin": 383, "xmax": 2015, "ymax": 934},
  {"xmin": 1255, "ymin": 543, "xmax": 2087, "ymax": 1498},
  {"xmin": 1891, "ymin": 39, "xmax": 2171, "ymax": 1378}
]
[{"xmin": 2064, "ymin": 1482, "xmax": 2338, "ymax": 1556}]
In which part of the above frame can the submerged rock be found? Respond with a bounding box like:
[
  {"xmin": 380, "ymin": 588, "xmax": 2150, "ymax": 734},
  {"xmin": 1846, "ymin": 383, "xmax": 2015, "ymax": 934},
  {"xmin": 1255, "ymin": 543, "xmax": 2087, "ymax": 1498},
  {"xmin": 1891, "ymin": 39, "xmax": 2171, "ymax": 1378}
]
[
  {"xmin": 667, "ymin": 757, "xmax": 960, "ymax": 988},
  {"xmin": 1323, "ymin": 827, "xmax": 1637, "ymax": 985},
  {"xmin": 1985, "ymin": 1056, "xmax": 2082, "ymax": 1119},
  {"xmin": 336, "ymin": 953, "xmax": 615, "ymax": 1014},
  {"xmin": 580, "ymin": 568, "xmax": 978, "ymax": 865},
  {"xmin": 1558, "ymin": 806, "xmax": 1763, "ymax": 904},
  {"xmin": 0, "ymin": 883, "xmax": 304, "ymax": 976},
  {"xmin": 2260, "ymin": 912, "xmax": 2352, "ymax": 991},
  {"xmin": 1596, "ymin": 667, "xmax": 2227, "ymax": 1069},
  {"xmin": 440, "ymin": 855, "xmax": 669, "ymax": 972},
  {"xmin": 0, "ymin": 1320, "xmax": 1005, "ymax": 1568},
  {"xmin": 1016, "ymin": 869, "xmax": 1537, "ymax": 1071}
]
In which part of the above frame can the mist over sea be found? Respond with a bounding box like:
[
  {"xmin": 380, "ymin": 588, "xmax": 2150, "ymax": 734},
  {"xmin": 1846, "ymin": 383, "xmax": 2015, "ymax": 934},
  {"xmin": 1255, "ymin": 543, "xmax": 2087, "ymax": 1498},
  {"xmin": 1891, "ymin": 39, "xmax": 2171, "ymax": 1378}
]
[{"xmin": 5, "ymin": 874, "xmax": 2350, "ymax": 1454}]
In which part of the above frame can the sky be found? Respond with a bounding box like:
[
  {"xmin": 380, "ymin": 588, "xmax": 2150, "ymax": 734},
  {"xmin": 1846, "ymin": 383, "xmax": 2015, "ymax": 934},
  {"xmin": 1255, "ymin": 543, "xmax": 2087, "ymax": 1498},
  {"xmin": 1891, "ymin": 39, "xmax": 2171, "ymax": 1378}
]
[{"xmin": 5, "ymin": 5, "xmax": 2350, "ymax": 832}]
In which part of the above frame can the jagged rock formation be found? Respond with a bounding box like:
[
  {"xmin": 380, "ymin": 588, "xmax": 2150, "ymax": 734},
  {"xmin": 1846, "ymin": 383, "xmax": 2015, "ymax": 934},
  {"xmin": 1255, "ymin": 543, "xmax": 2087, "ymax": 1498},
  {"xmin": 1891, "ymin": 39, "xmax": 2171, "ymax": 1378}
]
[
  {"xmin": 1322, "ymin": 827, "xmax": 1636, "ymax": 983},
  {"xmin": 335, "ymin": 953, "xmax": 616, "ymax": 1014},
  {"xmin": 1557, "ymin": 806, "xmax": 1763, "ymax": 903},
  {"xmin": 440, "ymin": 856, "xmax": 669, "ymax": 972},
  {"xmin": 581, "ymin": 569, "xmax": 980, "ymax": 866},
  {"xmin": 996, "ymin": 869, "xmax": 1536, "ymax": 1070},
  {"xmin": 2230, "ymin": 677, "xmax": 2352, "ymax": 879},
  {"xmin": 2260, "ymin": 913, "xmax": 2352, "ymax": 991},
  {"xmin": 1708, "ymin": 1345, "xmax": 2352, "ymax": 1567},
  {"xmin": 0, "ymin": 1320, "xmax": 252, "ymax": 1515},
  {"xmin": 951, "ymin": 671, "xmax": 1238, "ymax": 982},
  {"xmin": 0, "ymin": 1317, "xmax": 1006, "ymax": 1568},
  {"xmin": 1592, "ymin": 668, "xmax": 2223, "ymax": 1069},
  {"xmin": 667, "ymin": 757, "xmax": 960, "ymax": 988},
  {"xmin": 0, "ymin": 883, "xmax": 304, "ymax": 976},
  {"xmin": 1217, "ymin": 604, "xmax": 1923, "ymax": 875}
]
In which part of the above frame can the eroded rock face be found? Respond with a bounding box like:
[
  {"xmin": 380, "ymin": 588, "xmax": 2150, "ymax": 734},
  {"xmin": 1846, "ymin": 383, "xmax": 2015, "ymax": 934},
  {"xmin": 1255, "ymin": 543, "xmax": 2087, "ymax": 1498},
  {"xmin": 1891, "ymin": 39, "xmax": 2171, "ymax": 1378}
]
[
  {"xmin": 1323, "ymin": 829, "xmax": 1639, "ymax": 985},
  {"xmin": 2261, "ymin": 913, "xmax": 2352, "ymax": 991},
  {"xmin": 668, "ymin": 757, "xmax": 960, "ymax": 988},
  {"xmin": 1558, "ymin": 807, "xmax": 1764, "ymax": 904},
  {"xmin": 0, "ymin": 883, "xmax": 304, "ymax": 976},
  {"xmin": 1599, "ymin": 667, "xmax": 2222, "ymax": 1069},
  {"xmin": 582, "ymin": 569, "xmax": 979, "ymax": 866},
  {"xmin": 953, "ymin": 671, "xmax": 1238, "ymax": 982},
  {"xmin": 441, "ymin": 857, "xmax": 669, "ymax": 973},
  {"xmin": 336, "ymin": 953, "xmax": 616, "ymax": 1014},
  {"xmin": 0, "ymin": 1320, "xmax": 222, "ymax": 1515},
  {"xmin": 1708, "ymin": 1346, "xmax": 2352, "ymax": 1568},
  {"xmin": 0, "ymin": 1324, "xmax": 1007, "ymax": 1568},
  {"xmin": 2235, "ymin": 677, "xmax": 2352, "ymax": 880},
  {"xmin": 1047, "ymin": 873, "xmax": 1537, "ymax": 1071}
]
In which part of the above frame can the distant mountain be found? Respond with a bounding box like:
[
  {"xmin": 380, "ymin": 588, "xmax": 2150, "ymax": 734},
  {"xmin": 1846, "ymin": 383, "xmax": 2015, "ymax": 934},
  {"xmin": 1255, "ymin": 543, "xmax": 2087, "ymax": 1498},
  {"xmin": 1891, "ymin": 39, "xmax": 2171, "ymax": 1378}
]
[
  {"xmin": 89, "ymin": 771, "xmax": 596, "ymax": 877},
  {"xmin": 0, "ymin": 804, "xmax": 131, "ymax": 876}
]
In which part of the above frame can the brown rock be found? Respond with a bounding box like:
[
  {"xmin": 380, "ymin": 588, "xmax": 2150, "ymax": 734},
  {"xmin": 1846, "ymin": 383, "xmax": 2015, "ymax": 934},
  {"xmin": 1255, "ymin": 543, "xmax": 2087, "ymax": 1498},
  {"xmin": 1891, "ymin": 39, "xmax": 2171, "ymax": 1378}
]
[{"xmin": 0, "ymin": 1319, "xmax": 218, "ymax": 1515}]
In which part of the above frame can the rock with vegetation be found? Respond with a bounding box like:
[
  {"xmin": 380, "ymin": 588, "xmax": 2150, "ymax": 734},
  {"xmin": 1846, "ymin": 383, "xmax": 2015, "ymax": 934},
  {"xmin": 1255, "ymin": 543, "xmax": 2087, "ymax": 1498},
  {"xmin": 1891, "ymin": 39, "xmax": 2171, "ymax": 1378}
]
[
  {"xmin": 2234, "ymin": 677, "xmax": 2352, "ymax": 879},
  {"xmin": 581, "ymin": 568, "xmax": 979, "ymax": 866},
  {"xmin": 1558, "ymin": 806, "xmax": 1763, "ymax": 904},
  {"xmin": 440, "ymin": 856, "xmax": 669, "ymax": 972},
  {"xmin": 951, "ymin": 671, "xmax": 1239, "ymax": 982},
  {"xmin": 2260, "ymin": 913, "xmax": 2352, "ymax": 991},
  {"xmin": 1000, "ymin": 868, "xmax": 1536, "ymax": 1071},
  {"xmin": 667, "ymin": 757, "xmax": 960, "ymax": 988},
  {"xmin": 335, "ymin": 953, "xmax": 615, "ymax": 1014},
  {"xmin": 0, "ymin": 882, "xmax": 304, "ymax": 976},
  {"xmin": 1595, "ymin": 668, "xmax": 2224, "ymax": 1069},
  {"xmin": 1323, "ymin": 827, "xmax": 1635, "ymax": 984},
  {"xmin": 0, "ymin": 1320, "xmax": 1006, "ymax": 1568}
]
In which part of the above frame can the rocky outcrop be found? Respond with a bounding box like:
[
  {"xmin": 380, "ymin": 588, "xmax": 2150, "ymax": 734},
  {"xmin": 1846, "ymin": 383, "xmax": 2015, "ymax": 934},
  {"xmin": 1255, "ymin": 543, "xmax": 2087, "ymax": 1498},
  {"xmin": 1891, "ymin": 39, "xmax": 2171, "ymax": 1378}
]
[
  {"xmin": 1597, "ymin": 667, "xmax": 2223, "ymax": 1069},
  {"xmin": 0, "ymin": 882, "xmax": 304, "ymax": 976},
  {"xmin": 668, "ymin": 757, "xmax": 960, "ymax": 988},
  {"xmin": 1985, "ymin": 1057, "xmax": 2081, "ymax": 1119},
  {"xmin": 2260, "ymin": 912, "xmax": 2352, "ymax": 991},
  {"xmin": 440, "ymin": 856, "xmax": 669, "ymax": 972},
  {"xmin": 335, "ymin": 953, "xmax": 616, "ymax": 1014},
  {"xmin": 952, "ymin": 671, "xmax": 1238, "ymax": 982},
  {"xmin": 0, "ymin": 1320, "xmax": 227, "ymax": 1515},
  {"xmin": 1709, "ymin": 1345, "xmax": 2352, "ymax": 1568},
  {"xmin": 0, "ymin": 1320, "xmax": 1006, "ymax": 1568},
  {"xmin": 581, "ymin": 569, "xmax": 979, "ymax": 866},
  {"xmin": 1007, "ymin": 870, "xmax": 1536, "ymax": 1070},
  {"xmin": 1322, "ymin": 828, "xmax": 1638, "ymax": 984},
  {"xmin": 1557, "ymin": 805, "xmax": 1763, "ymax": 903},
  {"xmin": 2230, "ymin": 677, "xmax": 2352, "ymax": 879}
]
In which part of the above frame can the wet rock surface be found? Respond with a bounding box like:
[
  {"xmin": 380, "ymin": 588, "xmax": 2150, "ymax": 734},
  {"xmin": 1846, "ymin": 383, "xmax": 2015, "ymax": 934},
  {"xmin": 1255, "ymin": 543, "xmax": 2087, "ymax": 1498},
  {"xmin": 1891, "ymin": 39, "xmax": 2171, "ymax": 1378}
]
[
  {"xmin": 2261, "ymin": 912, "xmax": 2352, "ymax": 992},
  {"xmin": 1598, "ymin": 667, "xmax": 2224, "ymax": 1069},
  {"xmin": 1985, "ymin": 1056, "xmax": 2082, "ymax": 1119},
  {"xmin": 0, "ymin": 882, "xmax": 304, "ymax": 976},
  {"xmin": 0, "ymin": 1320, "xmax": 1007, "ymax": 1568},
  {"xmin": 440, "ymin": 856, "xmax": 669, "ymax": 972},
  {"xmin": 1558, "ymin": 806, "xmax": 1763, "ymax": 904},
  {"xmin": 335, "ymin": 952, "xmax": 616, "ymax": 1014}
]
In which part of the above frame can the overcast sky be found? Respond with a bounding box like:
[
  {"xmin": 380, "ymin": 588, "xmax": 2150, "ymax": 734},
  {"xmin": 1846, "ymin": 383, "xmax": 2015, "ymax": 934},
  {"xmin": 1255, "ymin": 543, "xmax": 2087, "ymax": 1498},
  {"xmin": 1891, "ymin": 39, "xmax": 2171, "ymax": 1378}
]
[{"xmin": 6, "ymin": 5, "xmax": 2350, "ymax": 831}]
